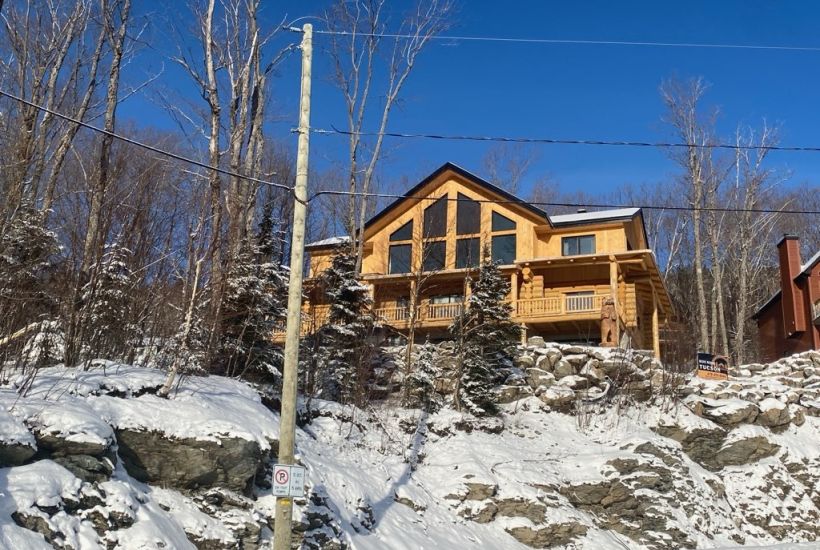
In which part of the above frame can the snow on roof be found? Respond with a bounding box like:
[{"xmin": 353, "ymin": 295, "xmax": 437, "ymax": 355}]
[
  {"xmin": 800, "ymin": 249, "xmax": 820, "ymax": 276},
  {"xmin": 305, "ymin": 235, "xmax": 351, "ymax": 249},
  {"xmin": 549, "ymin": 207, "xmax": 640, "ymax": 226}
]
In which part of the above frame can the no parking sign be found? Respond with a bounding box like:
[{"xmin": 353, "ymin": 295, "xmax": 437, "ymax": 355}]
[{"xmin": 273, "ymin": 464, "xmax": 306, "ymax": 498}]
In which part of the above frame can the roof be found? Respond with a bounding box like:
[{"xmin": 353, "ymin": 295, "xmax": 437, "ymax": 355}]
[
  {"xmin": 800, "ymin": 250, "xmax": 820, "ymax": 277},
  {"xmin": 363, "ymin": 162, "xmax": 550, "ymax": 231},
  {"xmin": 549, "ymin": 207, "xmax": 641, "ymax": 227},
  {"xmin": 752, "ymin": 245, "xmax": 819, "ymax": 319},
  {"xmin": 305, "ymin": 236, "xmax": 350, "ymax": 250}
]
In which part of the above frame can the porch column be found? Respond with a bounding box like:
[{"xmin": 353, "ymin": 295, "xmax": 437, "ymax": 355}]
[
  {"xmin": 652, "ymin": 288, "xmax": 660, "ymax": 359},
  {"xmin": 510, "ymin": 271, "xmax": 519, "ymax": 318},
  {"xmin": 609, "ymin": 257, "xmax": 620, "ymax": 345}
]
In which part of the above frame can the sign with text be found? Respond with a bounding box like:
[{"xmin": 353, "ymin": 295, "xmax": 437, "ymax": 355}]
[
  {"xmin": 273, "ymin": 464, "xmax": 306, "ymax": 498},
  {"xmin": 696, "ymin": 352, "xmax": 729, "ymax": 380}
]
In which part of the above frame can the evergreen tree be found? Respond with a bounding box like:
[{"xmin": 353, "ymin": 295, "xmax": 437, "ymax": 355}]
[
  {"xmin": 317, "ymin": 251, "xmax": 375, "ymax": 405},
  {"xmin": 219, "ymin": 225, "xmax": 287, "ymax": 380},
  {"xmin": 79, "ymin": 241, "xmax": 133, "ymax": 359},
  {"xmin": 449, "ymin": 248, "xmax": 520, "ymax": 416},
  {"xmin": 405, "ymin": 339, "xmax": 442, "ymax": 412}
]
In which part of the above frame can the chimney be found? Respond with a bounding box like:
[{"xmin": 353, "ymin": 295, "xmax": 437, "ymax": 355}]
[{"xmin": 777, "ymin": 234, "xmax": 806, "ymax": 335}]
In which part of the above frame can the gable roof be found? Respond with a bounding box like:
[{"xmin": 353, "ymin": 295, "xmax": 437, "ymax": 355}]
[
  {"xmin": 549, "ymin": 207, "xmax": 641, "ymax": 227},
  {"xmin": 363, "ymin": 162, "xmax": 550, "ymax": 231}
]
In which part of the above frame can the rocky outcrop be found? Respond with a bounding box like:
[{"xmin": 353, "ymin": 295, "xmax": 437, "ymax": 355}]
[{"xmin": 116, "ymin": 429, "xmax": 265, "ymax": 493}]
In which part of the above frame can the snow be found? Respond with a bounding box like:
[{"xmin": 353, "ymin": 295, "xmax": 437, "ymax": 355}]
[
  {"xmin": 0, "ymin": 404, "xmax": 36, "ymax": 448},
  {"xmin": 305, "ymin": 235, "xmax": 351, "ymax": 248},
  {"xmin": 10, "ymin": 364, "xmax": 278, "ymax": 449},
  {"xmin": 549, "ymin": 207, "xmax": 641, "ymax": 226}
]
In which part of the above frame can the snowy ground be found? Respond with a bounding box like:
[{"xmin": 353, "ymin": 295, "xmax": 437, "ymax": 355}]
[{"xmin": 1, "ymin": 354, "xmax": 819, "ymax": 549}]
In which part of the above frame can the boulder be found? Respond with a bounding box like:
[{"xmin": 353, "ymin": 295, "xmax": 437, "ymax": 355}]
[
  {"xmin": 561, "ymin": 482, "xmax": 611, "ymax": 505},
  {"xmin": 527, "ymin": 336, "xmax": 546, "ymax": 348},
  {"xmin": 495, "ymin": 385, "xmax": 532, "ymax": 404},
  {"xmin": 526, "ymin": 368, "xmax": 555, "ymax": 390},
  {"xmin": 654, "ymin": 422, "xmax": 726, "ymax": 470},
  {"xmin": 563, "ymin": 354, "xmax": 589, "ymax": 367},
  {"xmin": 623, "ymin": 380, "xmax": 652, "ymax": 402},
  {"xmin": 560, "ymin": 375, "xmax": 591, "ymax": 391},
  {"xmin": 553, "ymin": 360, "xmax": 575, "ymax": 379},
  {"xmin": 116, "ymin": 429, "xmax": 265, "ymax": 493},
  {"xmin": 700, "ymin": 399, "xmax": 759, "ymax": 426},
  {"xmin": 494, "ymin": 498, "xmax": 547, "ymax": 523},
  {"xmin": 579, "ymin": 360, "xmax": 604, "ymax": 382},
  {"xmin": 755, "ymin": 398, "xmax": 791, "ymax": 428},
  {"xmin": 534, "ymin": 355, "xmax": 553, "ymax": 372},
  {"xmin": 505, "ymin": 522, "xmax": 588, "ymax": 548},
  {"xmin": 789, "ymin": 404, "xmax": 806, "ymax": 426},
  {"xmin": 715, "ymin": 431, "xmax": 780, "ymax": 467},
  {"xmin": 538, "ymin": 385, "xmax": 575, "ymax": 412},
  {"xmin": 514, "ymin": 355, "xmax": 535, "ymax": 369},
  {"xmin": 0, "ymin": 441, "xmax": 36, "ymax": 467},
  {"xmin": 545, "ymin": 348, "xmax": 563, "ymax": 368}
]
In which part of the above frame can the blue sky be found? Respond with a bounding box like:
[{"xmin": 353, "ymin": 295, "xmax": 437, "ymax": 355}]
[{"xmin": 121, "ymin": 0, "xmax": 820, "ymax": 198}]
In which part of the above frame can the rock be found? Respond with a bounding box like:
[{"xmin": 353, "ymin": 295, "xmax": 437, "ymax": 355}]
[
  {"xmin": 514, "ymin": 355, "xmax": 535, "ymax": 369},
  {"xmin": 700, "ymin": 399, "xmax": 759, "ymax": 426},
  {"xmin": 563, "ymin": 346, "xmax": 589, "ymax": 355},
  {"xmin": 534, "ymin": 355, "xmax": 552, "ymax": 372},
  {"xmin": 463, "ymin": 482, "xmax": 497, "ymax": 500},
  {"xmin": 461, "ymin": 501, "xmax": 497, "ymax": 523},
  {"xmin": 563, "ymin": 354, "xmax": 588, "ymax": 367},
  {"xmin": 537, "ymin": 385, "xmax": 575, "ymax": 412},
  {"xmin": 561, "ymin": 482, "xmax": 610, "ymax": 505},
  {"xmin": 0, "ymin": 441, "xmax": 36, "ymax": 467},
  {"xmin": 560, "ymin": 375, "xmax": 591, "ymax": 391},
  {"xmin": 755, "ymin": 398, "xmax": 791, "ymax": 428},
  {"xmin": 525, "ymin": 368, "xmax": 555, "ymax": 390},
  {"xmin": 553, "ymin": 360, "xmax": 575, "ymax": 379},
  {"xmin": 579, "ymin": 360, "xmax": 604, "ymax": 382},
  {"xmin": 53, "ymin": 454, "xmax": 113, "ymax": 483},
  {"xmin": 545, "ymin": 348, "xmax": 563, "ymax": 368},
  {"xmin": 654, "ymin": 423, "xmax": 726, "ymax": 470},
  {"xmin": 495, "ymin": 385, "xmax": 532, "ymax": 404},
  {"xmin": 623, "ymin": 380, "xmax": 652, "ymax": 402},
  {"xmin": 789, "ymin": 404, "xmax": 806, "ymax": 426},
  {"xmin": 601, "ymin": 358, "xmax": 631, "ymax": 377},
  {"xmin": 715, "ymin": 431, "xmax": 780, "ymax": 467},
  {"xmin": 116, "ymin": 429, "xmax": 265, "ymax": 493},
  {"xmin": 495, "ymin": 498, "xmax": 547, "ymax": 523},
  {"xmin": 505, "ymin": 521, "xmax": 588, "ymax": 548},
  {"xmin": 34, "ymin": 432, "xmax": 111, "ymax": 458},
  {"xmin": 527, "ymin": 336, "xmax": 546, "ymax": 348}
]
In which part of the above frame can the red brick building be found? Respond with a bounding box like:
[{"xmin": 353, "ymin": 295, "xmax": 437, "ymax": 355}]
[{"xmin": 753, "ymin": 235, "xmax": 820, "ymax": 362}]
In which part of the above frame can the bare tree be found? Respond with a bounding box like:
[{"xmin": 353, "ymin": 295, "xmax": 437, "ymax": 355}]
[
  {"xmin": 482, "ymin": 143, "xmax": 539, "ymax": 195},
  {"xmin": 661, "ymin": 77, "xmax": 714, "ymax": 352},
  {"xmin": 323, "ymin": 0, "xmax": 454, "ymax": 274}
]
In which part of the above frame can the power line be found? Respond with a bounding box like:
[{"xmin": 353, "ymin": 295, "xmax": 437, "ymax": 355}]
[
  {"xmin": 309, "ymin": 28, "xmax": 820, "ymax": 53},
  {"xmin": 312, "ymin": 126, "xmax": 820, "ymax": 153},
  {"xmin": 309, "ymin": 189, "xmax": 820, "ymax": 216},
  {"xmin": 0, "ymin": 89, "xmax": 293, "ymax": 192}
]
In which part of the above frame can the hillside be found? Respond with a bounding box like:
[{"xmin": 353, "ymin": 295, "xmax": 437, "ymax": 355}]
[{"xmin": 1, "ymin": 346, "xmax": 819, "ymax": 549}]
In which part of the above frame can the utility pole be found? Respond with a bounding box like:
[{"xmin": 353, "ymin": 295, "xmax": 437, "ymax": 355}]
[{"xmin": 273, "ymin": 23, "xmax": 312, "ymax": 550}]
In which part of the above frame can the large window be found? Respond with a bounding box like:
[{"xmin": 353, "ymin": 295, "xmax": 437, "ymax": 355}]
[
  {"xmin": 388, "ymin": 244, "xmax": 412, "ymax": 274},
  {"xmin": 456, "ymin": 193, "xmax": 480, "ymax": 235},
  {"xmin": 491, "ymin": 234, "xmax": 516, "ymax": 265},
  {"xmin": 562, "ymin": 235, "xmax": 596, "ymax": 256},
  {"xmin": 423, "ymin": 241, "xmax": 446, "ymax": 272},
  {"xmin": 389, "ymin": 220, "xmax": 413, "ymax": 241},
  {"xmin": 492, "ymin": 211, "xmax": 516, "ymax": 231},
  {"xmin": 423, "ymin": 197, "xmax": 448, "ymax": 238},
  {"xmin": 456, "ymin": 237, "xmax": 480, "ymax": 269}
]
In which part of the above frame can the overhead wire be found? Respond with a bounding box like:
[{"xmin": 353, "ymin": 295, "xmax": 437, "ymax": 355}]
[
  {"xmin": 308, "ymin": 189, "xmax": 820, "ymax": 216},
  {"xmin": 0, "ymin": 89, "xmax": 293, "ymax": 191},
  {"xmin": 311, "ymin": 126, "xmax": 820, "ymax": 153},
  {"xmin": 307, "ymin": 28, "xmax": 820, "ymax": 53}
]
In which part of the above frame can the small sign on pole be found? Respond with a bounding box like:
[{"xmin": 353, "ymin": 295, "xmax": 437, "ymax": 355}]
[
  {"xmin": 273, "ymin": 464, "xmax": 306, "ymax": 498},
  {"xmin": 696, "ymin": 352, "xmax": 729, "ymax": 380}
]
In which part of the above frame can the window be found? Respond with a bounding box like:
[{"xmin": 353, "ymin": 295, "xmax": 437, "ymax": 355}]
[
  {"xmin": 562, "ymin": 235, "xmax": 596, "ymax": 256},
  {"xmin": 422, "ymin": 241, "xmax": 446, "ymax": 272},
  {"xmin": 423, "ymin": 197, "xmax": 448, "ymax": 238},
  {"xmin": 456, "ymin": 193, "xmax": 480, "ymax": 235},
  {"xmin": 390, "ymin": 220, "xmax": 413, "ymax": 241},
  {"xmin": 492, "ymin": 211, "xmax": 516, "ymax": 231},
  {"xmin": 388, "ymin": 244, "xmax": 412, "ymax": 274},
  {"xmin": 456, "ymin": 237, "xmax": 480, "ymax": 269},
  {"xmin": 491, "ymin": 234, "xmax": 516, "ymax": 264}
]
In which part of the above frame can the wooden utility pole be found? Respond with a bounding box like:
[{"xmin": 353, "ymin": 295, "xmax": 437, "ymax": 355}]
[{"xmin": 273, "ymin": 23, "xmax": 312, "ymax": 550}]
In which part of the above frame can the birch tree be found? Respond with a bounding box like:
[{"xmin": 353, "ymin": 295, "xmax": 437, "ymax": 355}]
[{"xmin": 323, "ymin": 0, "xmax": 454, "ymax": 274}]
